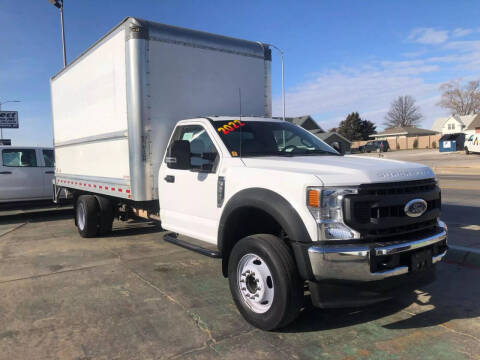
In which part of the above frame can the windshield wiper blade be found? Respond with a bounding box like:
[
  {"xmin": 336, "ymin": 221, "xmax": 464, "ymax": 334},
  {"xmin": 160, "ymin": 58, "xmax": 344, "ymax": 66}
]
[
  {"xmin": 300, "ymin": 149, "xmax": 338, "ymax": 155},
  {"xmin": 241, "ymin": 152, "xmax": 293, "ymax": 157}
]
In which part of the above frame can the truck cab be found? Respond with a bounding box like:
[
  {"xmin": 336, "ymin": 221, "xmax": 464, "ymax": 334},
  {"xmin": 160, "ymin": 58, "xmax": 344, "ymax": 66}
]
[
  {"xmin": 0, "ymin": 146, "xmax": 55, "ymax": 203},
  {"xmin": 156, "ymin": 116, "xmax": 447, "ymax": 329}
]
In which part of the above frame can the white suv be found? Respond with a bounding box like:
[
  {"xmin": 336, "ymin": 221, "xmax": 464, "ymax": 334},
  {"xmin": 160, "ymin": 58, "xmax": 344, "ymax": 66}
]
[{"xmin": 0, "ymin": 146, "xmax": 54, "ymax": 203}]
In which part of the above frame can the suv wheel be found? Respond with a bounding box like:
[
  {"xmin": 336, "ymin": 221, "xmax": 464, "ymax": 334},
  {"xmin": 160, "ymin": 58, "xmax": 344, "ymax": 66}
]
[{"xmin": 228, "ymin": 234, "xmax": 303, "ymax": 330}]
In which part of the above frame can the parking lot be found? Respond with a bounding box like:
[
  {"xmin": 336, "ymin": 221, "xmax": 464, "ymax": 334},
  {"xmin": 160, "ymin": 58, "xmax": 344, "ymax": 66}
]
[{"xmin": 1, "ymin": 150, "xmax": 479, "ymax": 359}]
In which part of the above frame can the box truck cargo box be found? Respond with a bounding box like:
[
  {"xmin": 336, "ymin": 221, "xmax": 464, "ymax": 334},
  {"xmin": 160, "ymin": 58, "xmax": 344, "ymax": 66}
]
[{"xmin": 52, "ymin": 17, "xmax": 271, "ymax": 202}]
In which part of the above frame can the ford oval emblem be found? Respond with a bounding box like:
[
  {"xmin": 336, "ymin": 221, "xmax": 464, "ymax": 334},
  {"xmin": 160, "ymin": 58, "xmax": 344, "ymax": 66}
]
[{"xmin": 404, "ymin": 199, "xmax": 428, "ymax": 218}]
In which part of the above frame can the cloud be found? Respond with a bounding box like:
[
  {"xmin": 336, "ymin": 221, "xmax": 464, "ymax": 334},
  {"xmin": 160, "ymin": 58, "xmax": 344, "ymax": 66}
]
[
  {"xmin": 452, "ymin": 28, "xmax": 474, "ymax": 38},
  {"xmin": 273, "ymin": 63, "xmax": 441, "ymax": 130},
  {"xmin": 272, "ymin": 26, "xmax": 480, "ymax": 131},
  {"xmin": 409, "ymin": 28, "xmax": 449, "ymax": 44}
]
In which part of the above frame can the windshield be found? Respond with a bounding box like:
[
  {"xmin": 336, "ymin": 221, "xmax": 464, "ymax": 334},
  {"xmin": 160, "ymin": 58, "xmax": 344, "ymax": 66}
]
[{"xmin": 212, "ymin": 120, "xmax": 339, "ymax": 157}]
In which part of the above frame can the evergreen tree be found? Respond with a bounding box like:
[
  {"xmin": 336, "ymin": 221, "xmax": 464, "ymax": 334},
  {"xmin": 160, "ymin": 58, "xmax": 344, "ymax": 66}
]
[{"xmin": 337, "ymin": 112, "xmax": 377, "ymax": 141}]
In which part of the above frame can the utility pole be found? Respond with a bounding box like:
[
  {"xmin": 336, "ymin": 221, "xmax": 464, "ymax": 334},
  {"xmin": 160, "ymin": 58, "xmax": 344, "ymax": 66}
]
[
  {"xmin": 256, "ymin": 42, "xmax": 286, "ymax": 121},
  {"xmin": 48, "ymin": 0, "xmax": 67, "ymax": 68}
]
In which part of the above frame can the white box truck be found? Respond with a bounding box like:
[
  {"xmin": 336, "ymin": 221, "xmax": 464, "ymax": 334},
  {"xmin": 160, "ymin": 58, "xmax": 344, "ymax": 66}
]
[{"xmin": 51, "ymin": 17, "xmax": 447, "ymax": 330}]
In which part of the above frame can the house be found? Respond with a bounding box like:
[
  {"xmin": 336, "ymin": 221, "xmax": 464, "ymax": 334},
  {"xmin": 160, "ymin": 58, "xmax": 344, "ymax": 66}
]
[
  {"xmin": 431, "ymin": 114, "xmax": 479, "ymax": 135},
  {"xmin": 316, "ymin": 132, "xmax": 352, "ymax": 153},
  {"xmin": 465, "ymin": 115, "xmax": 480, "ymax": 134},
  {"xmin": 370, "ymin": 126, "xmax": 440, "ymax": 149},
  {"xmin": 281, "ymin": 115, "xmax": 324, "ymax": 132}
]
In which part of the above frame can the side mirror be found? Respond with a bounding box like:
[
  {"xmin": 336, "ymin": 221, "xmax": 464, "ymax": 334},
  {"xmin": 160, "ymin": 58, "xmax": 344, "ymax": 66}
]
[{"xmin": 166, "ymin": 140, "xmax": 191, "ymax": 170}]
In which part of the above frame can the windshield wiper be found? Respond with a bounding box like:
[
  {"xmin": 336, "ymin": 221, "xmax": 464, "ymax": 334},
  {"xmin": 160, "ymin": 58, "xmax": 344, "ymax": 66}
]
[
  {"xmin": 240, "ymin": 152, "xmax": 294, "ymax": 158},
  {"xmin": 293, "ymin": 149, "xmax": 337, "ymax": 156}
]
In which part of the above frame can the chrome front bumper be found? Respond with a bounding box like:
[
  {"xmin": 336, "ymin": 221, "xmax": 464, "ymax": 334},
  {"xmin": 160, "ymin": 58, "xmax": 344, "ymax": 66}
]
[{"xmin": 308, "ymin": 228, "xmax": 447, "ymax": 282}]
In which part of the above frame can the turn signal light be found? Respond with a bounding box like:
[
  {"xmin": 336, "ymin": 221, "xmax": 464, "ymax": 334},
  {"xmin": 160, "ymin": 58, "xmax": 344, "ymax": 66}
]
[{"xmin": 308, "ymin": 189, "xmax": 320, "ymax": 208}]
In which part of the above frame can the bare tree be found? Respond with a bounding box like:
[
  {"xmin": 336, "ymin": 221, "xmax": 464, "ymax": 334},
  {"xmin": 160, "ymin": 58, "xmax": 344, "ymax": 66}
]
[
  {"xmin": 384, "ymin": 95, "xmax": 422, "ymax": 128},
  {"xmin": 438, "ymin": 80, "xmax": 480, "ymax": 115}
]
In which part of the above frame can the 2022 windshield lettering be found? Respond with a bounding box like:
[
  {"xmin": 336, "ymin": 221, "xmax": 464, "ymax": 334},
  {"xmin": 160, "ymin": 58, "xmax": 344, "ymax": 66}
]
[{"xmin": 217, "ymin": 120, "xmax": 246, "ymax": 135}]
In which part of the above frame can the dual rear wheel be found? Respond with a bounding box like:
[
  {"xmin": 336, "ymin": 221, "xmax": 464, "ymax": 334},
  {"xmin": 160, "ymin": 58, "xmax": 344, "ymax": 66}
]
[{"xmin": 75, "ymin": 195, "xmax": 114, "ymax": 237}]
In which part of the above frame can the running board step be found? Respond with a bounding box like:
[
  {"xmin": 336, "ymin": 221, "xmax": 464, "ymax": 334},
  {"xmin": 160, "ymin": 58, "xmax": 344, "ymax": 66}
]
[{"xmin": 164, "ymin": 233, "xmax": 221, "ymax": 258}]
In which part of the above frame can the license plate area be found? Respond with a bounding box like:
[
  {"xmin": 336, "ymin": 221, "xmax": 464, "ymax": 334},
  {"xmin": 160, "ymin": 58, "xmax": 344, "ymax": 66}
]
[{"xmin": 410, "ymin": 248, "xmax": 433, "ymax": 272}]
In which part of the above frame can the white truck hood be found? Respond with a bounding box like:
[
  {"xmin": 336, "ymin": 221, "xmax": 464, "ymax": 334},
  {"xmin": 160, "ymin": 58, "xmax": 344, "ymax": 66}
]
[{"xmin": 241, "ymin": 155, "xmax": 435, "ymax": 186}]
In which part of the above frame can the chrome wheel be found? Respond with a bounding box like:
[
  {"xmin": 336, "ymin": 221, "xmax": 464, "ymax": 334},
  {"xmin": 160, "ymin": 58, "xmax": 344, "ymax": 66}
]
[
  {"xmin": 77, "ymin": 202, "xmax": 86, "ymax": 231},
  {"xmin": 237, "ymin": 253, "xmax": 274, "ymax": 314}
]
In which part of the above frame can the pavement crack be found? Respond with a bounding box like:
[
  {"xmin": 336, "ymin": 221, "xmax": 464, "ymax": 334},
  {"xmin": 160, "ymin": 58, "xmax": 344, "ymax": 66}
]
[
  {"xmin": 105, "ymin": 245, "xmax": 219, "ymax": 352},
  {"xmin": 0, "ymin": 221, "xmax": 28, "ymax": 238},
  {"xmin": 128, "ymin": 268, "xmax": 218, "ymax": 350},
  {"xmin": 0, "ymin": 262, "xmax": 115, "ymax": 285},
  {"xmin": 401, "ymin": 309, "xmax": 480, "ymax": 344},
  {"xmin": 438, "ymin": 323, "xmax": 480, "ymax": 344}
]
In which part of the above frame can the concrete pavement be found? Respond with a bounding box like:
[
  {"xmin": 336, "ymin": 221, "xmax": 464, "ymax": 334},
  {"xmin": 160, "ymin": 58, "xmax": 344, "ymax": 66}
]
[{"xmin": 0, "ymin": 210, "xmax": 479, "ymax": 359}]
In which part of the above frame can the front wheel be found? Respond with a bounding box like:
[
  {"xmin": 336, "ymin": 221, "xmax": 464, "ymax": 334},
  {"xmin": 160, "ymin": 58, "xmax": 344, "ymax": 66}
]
[
  {"xmin": 465, "ymin": 146, "xmax": 470, "ymax": 155},
  {"xmin": 228, "ymin": 234, "xmax": 303, "ymax": 330}
]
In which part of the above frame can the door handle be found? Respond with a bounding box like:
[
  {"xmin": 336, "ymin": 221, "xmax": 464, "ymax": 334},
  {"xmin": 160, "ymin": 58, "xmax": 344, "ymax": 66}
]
[
  {"xmin": 0, "ymin": 171, "xmax": 12, "ymax": 174},
  {"xmin": 45, "ymin": 171, "xmax": 54, "ymax": 174},
  {"xmin": 164, "ymin": 175, "xmax": 175, "ymax": 183}
]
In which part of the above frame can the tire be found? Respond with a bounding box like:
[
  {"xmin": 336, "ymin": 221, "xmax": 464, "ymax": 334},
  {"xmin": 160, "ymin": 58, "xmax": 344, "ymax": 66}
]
[
  {"xmin": 228, "ymin": 234, "xmax": 303, "ymax": 330},
  {"xmin": 96, "ymin": 196, "xmax": 114, "ymax": 235},
  {"xmin": 465, "ymin": 147, "xmax": 470, "ymax": 155},
  {"xmin": 76, "ymin": 195, "xmax": 99, "ymax": 238}
]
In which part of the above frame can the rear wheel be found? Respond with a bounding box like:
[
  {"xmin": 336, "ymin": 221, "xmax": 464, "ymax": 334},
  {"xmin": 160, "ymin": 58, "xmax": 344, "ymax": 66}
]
[
  {"xmin": 465, "ymin": 146, "xmax": 470, "ymax": 155},
  {"xmin": 96, "ymin": 196, "xmax": 114, "ymax": 235},
  {"xmin": 228, "ymin": 234, "xmax": 303, "ymax": 330},
  {"xmin": 76, "ymin": 195, "xmax": 99, "ymax": 238}
]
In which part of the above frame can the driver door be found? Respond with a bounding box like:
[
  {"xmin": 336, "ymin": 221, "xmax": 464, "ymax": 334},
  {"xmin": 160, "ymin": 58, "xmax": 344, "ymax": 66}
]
[{"xmin": 159, "ymin": 124, "xmax": 221, "ymax": 244}]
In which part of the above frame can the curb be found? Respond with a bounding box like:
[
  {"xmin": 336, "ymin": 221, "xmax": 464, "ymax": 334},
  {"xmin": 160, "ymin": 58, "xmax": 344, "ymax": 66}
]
[{"xmin": 445, "ymin": 245, "xmax": 480, "ymax": 268}]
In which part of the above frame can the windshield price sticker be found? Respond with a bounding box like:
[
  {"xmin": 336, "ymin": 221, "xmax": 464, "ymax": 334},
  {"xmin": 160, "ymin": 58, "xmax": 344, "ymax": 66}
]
[{"xmin": 217, "ymin": 120, "xmax": 245, "ymax": 135}]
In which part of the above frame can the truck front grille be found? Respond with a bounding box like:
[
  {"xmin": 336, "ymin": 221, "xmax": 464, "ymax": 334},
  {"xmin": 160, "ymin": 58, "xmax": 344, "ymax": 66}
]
[{"xmin": 343, "ymin": 179, "xmax": 441, "ymax": 241}]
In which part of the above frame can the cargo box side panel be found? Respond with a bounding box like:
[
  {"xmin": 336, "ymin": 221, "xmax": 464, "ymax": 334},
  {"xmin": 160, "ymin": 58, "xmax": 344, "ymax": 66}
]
[
  {"xmin": 147, "ymin": 41, "xmax": 267, "ymax": 197},
  {"xmin": 52, "ymin": 29, "xmax": 130, "ymax": 183}
]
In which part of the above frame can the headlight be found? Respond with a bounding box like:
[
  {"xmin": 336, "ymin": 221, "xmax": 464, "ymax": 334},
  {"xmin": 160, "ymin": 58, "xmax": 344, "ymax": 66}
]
[{"xmin": 307, "ymin": 187, "xmax": 361, "ymax": 241}]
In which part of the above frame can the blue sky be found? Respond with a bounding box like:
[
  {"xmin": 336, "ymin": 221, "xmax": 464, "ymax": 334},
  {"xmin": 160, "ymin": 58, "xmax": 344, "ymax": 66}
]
[{"xmin": 1, "ymin": 0, "xmax": 479, "ymax": 146}]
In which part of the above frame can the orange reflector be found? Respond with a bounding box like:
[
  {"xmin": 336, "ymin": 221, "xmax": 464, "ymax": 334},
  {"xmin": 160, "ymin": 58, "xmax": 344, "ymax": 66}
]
[{"xmin": 308, "ymin": 190, "xmax": 320, "ymax": 207}]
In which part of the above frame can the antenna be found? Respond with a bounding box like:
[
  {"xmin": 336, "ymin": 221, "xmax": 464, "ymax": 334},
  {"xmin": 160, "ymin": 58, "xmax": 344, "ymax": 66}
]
[{"xmin": 238, "ymin": 87, "xmax": 242, "ymax": 120}]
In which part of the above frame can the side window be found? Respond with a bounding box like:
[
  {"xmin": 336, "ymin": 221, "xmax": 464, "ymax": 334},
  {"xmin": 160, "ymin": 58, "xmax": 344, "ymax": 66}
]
[
  {"xmin": 42, "ymin": 149, "xmax": 54, "ymax": 167},
  {"xmin": 166, "ymin": 125, "xmax": 219, "ymax": 170},
  {"xmin": 468, "ymin": 135, "xmax": 474, "ymax": 141},
  {"xmin": 2, "ymin": 149, "xmax": 37, "ymax": 167}
]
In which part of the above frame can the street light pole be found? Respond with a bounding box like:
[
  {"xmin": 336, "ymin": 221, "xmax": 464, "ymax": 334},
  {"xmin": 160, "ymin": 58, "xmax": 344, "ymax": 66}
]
[
  {"xmin": 256, "ymin": 42, "xmax": 285, "ymax": 121},
  {"xmin": 49, "ymin": 0, "xmax": 67, "ymax": 68},
  {"xmin": 0, "ymin": 100, "xmax": 21, "ymax": 140},
  {"xmin": 269, "ymin": 44, "xmax": 285, "ymax": 122}
]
